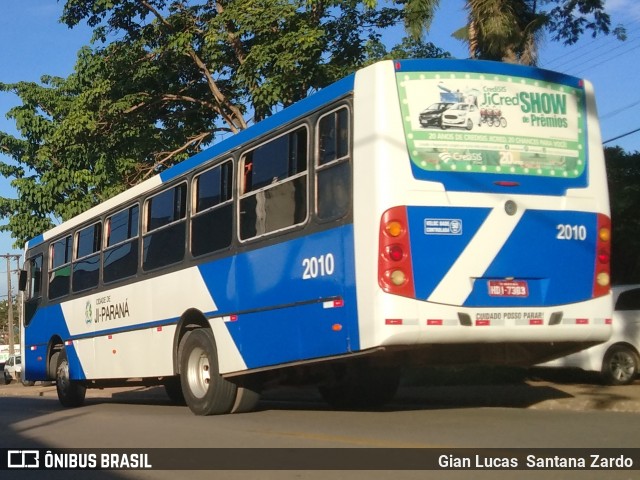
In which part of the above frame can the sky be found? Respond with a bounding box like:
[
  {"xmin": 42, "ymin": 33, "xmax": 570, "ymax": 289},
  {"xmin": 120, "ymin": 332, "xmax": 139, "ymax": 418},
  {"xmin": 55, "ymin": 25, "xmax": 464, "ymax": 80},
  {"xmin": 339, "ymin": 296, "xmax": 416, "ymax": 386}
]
[{"xmin": 0, "ymin": 0, "xmax": 639, "ymax": 297}]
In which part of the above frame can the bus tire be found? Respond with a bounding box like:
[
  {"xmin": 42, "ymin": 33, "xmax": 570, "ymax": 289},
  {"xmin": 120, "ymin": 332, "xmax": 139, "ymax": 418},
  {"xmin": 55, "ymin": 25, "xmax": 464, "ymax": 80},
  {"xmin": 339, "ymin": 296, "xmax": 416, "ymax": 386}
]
[
  {"xmin": 601, "ymin": 344, "xmax": 639, "ymax": 385},
  {"xmin": 49, "ymin": 352, "xmax": 60, "ymax": 380},
  {"xmin": 319, "ymin": 361, "xmax": 401, "ymax": 410},
  {"xmin": 179, "ymin": 328, "xmax": 237, "ymax": 415},
  {"xmin": 55, "ymin": 350, "xmax": 86, "ymax": 408}
]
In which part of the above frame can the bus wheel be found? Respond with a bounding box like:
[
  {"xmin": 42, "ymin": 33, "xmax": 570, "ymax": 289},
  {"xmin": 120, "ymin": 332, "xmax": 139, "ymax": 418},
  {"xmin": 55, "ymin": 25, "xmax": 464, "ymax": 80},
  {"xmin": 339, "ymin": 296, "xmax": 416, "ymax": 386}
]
[
  {"xmin": 55, "ymin": 350, "xmax": 86, "ymax": 408},
  {"xmin": 601, "ymin": 345, "xmax": 639, "ymax": 385},
  {"xmin": 179, "ymin": 329, "xmax": 237, "ymax": 415},
  {"xmin": 319, "ymin": 361, "xmax": 400, "ymax": 410}
]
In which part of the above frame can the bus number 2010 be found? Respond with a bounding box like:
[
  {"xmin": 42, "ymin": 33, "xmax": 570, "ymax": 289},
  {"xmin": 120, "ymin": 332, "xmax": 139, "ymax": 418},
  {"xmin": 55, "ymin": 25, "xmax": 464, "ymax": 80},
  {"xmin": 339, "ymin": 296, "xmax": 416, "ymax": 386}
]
[
  {"xmin": 302, "ymin": 254, "xmax": 335, "ymax": 279},
  {"xmin": 556, "ymin": 224, "xmax": 587, "ymax": 241}
]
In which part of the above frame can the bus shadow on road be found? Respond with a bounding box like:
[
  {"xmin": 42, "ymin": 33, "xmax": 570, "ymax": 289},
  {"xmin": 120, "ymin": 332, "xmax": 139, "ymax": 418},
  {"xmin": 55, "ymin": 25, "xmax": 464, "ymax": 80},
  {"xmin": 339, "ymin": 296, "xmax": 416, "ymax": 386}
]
[
  {"xmin": 253, "ymin": 365, "xmax": 580, "ymax": 412},
  {"xmin": 75, "ymin": 365, "xmax": 637, "ymax": 413}
]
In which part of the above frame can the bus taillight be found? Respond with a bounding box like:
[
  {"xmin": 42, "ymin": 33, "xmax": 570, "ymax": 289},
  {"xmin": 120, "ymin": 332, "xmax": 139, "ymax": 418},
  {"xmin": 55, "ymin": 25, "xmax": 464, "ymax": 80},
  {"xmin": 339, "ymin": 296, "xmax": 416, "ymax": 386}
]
[
  {"xmin": 379, "ymin": 207, "xmax": 415, "ymax": 298},
  {"xmin": 593, "ymin": 213, "xmax": 611, "ymax": 297}
]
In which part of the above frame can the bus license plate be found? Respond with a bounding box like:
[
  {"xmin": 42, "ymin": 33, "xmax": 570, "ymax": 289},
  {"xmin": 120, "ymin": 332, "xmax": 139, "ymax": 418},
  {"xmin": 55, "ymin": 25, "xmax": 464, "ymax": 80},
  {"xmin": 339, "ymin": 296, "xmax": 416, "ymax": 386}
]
[{"xmin": 488, "ymin": 280, "xmax": 529, "ymax": 297}]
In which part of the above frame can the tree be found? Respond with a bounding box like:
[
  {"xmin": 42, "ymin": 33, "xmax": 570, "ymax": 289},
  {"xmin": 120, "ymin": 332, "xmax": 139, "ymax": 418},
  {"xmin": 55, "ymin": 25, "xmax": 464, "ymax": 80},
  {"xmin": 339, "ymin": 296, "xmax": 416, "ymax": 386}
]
[
  {"xmin": 0, "ymin": 0, "xmax": 625, "ymax": 246},
  {"xmin": 0, "ymin": 0, "xmax": 449, "ymax": 247},
  {"xmin": 407, "ymin": 0, "xmax": 625, "ymax": 64},
  {"xmin": 604, "ymin": 146, "xmax": 640, "ymax": 285}
]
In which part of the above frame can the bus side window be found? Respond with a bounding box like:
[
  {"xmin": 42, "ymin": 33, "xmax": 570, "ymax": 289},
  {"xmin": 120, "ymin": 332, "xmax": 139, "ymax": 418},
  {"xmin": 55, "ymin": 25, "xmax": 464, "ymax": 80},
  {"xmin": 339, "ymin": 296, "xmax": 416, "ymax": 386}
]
[
  {"xmin": 316, "ymin": 107, "xmax": 351, "ymax": 221},
  {"xmin": 72, "ymin": 222, "xmax": 102, "ymax": 292},
  {"xmin": 192, "ymin": 160, "xmax": 234, "ymax": 257},
  {"xmin": 239, "ymin": 127, "xmax": 308, "ymax": 240},
  {"xmin": 104, "ymin": 205, "xmax": 139, "ymax": 283},
  {"xmin": 49, "ymin": 236, "xmax": 72, "ymax": 300},
  {"xmin": 143, "ymin": 183, "xmax": 187, "ymax": 271}
]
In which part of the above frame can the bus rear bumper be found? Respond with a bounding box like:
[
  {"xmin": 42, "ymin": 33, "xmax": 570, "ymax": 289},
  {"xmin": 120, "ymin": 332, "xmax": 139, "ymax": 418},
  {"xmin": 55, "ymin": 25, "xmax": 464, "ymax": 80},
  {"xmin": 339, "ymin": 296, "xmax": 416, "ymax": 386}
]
[{"xmin": 367, "ymin": 294, "xmax": 613, "ymax": 366}]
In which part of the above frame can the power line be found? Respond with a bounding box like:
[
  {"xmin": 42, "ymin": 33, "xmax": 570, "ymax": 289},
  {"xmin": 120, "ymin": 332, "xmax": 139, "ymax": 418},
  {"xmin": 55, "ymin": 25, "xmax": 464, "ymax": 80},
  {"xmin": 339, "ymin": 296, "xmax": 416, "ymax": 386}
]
[
  {"xmin": 557, "ymin": 36, "xmax": 640, "ymax": 74},
  {"xmin": 543, "ymin": 36, "xmax": 624, "ymax": 70},
  {"xmin": 572, "ymin": 39, "xmax": 640, "ymax": 76},
  {"xmin": 600, "ymin": 98, "xmax": 640, "ymax": 120},
  {"xmin": 542, "ymin": 24, "xmax": 640, "ymax": 73},
  {"xmin": 603, "ymin": 127, "xmax": 640, "ymax": 145},
  {"xmin": 542, "ymin": 22, "xmax": 639, "ymax": 66}
]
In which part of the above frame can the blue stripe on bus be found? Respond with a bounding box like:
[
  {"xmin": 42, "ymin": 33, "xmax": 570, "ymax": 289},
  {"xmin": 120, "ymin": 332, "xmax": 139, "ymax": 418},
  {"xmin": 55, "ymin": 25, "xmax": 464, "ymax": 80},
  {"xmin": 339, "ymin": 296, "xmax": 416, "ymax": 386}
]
[
  {"xmin": 407, "ymin": 205, "xmax": 598, "ymax": 306},
  {"xmin": 199, "ymin": 225, "xmax": 360, "ymax": 368},
  {"xmin": 25, "ymin": 234, "xmax": 45, "ymax": 250},
  {"xmin": 408, "ymin": 206, "xmax": 491, "ymax": 300},
  {"xmin": 464, "ymin": 210, "xmax": 597, "ymax": 306},
  {"xmin": 23, "ymin": 304, "xmax": 88, "ymax": 381},
  {"xmin": 25, "ymin": 224, "xmax": 358, "ymax": 379}
]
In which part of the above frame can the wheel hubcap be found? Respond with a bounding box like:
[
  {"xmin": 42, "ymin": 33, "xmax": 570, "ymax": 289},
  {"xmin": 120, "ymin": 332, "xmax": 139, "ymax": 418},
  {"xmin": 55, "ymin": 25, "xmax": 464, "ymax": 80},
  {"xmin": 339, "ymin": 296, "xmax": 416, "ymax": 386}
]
[
  {"xmin": 57, "ymin": 361, "xmax": 70, "ymax": 392},
  {"xmin": 187, "ymin": 347, "xmax": 211, "ymax": 398},
  {"xmin": 611, "ymin": 352, "xmax": 635, "ymax": 382}
]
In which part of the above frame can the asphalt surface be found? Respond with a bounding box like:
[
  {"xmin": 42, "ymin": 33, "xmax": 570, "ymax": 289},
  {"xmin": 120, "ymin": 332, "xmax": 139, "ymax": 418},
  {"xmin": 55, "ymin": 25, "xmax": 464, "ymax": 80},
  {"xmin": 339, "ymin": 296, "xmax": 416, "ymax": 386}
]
[{"xmin": 2, "ymin": 370, "xmax": 640, "ymax": 413}]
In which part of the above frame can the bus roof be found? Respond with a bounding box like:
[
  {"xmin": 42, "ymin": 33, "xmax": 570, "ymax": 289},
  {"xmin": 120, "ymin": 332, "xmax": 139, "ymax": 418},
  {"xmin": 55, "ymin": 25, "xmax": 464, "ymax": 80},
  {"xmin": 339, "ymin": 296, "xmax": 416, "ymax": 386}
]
[{"xmin": 394, "ymin": 58, "xmax": 583, "ymax": 88}]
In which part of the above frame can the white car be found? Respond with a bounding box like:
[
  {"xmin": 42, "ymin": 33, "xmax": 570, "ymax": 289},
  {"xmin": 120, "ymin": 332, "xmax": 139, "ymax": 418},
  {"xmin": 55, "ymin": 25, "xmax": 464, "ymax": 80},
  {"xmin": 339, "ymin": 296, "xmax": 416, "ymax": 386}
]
[
  {"xmin": 539, "ymin": 285, "xmax": 640, "ymax": 385},
  {"xmin": 3, "ymin": 354, "xmax": 22, "ymax": 384},
  {"xmin": 440, "ymin": 103, "xmax": 481, "ymax": 130}
]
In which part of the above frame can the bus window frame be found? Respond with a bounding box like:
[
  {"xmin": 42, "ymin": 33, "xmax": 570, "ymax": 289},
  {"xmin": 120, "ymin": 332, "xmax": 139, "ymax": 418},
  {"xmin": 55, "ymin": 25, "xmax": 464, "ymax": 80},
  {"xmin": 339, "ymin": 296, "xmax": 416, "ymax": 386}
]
[
  {"xmin": 103, "ymin": 203, "xmax": 141, "ymax": 284},
  {"xmin": 191, "ymin": 158, "xmax": 235, "ymax": 258},
  {"xmin": 315, "ymin": 105, "xmax": 352, "ymax": 222},
  {"xmin": 237, "ymin": 124, "xmax": 310, "ymax": 243},
  {"xmin": 72, "ymin": 220, "xmax": 103, "ymax": 293},
  {"xmin": 48, "ymin": 235, "xmax": 73, "ymax": 301},
  {"xmin": 26, "ymin": 254, "xmax": 44, "ymax": 301},
  {"xmin": 142, "ymin": 181, "xmax": 188, "ymax": 271}
]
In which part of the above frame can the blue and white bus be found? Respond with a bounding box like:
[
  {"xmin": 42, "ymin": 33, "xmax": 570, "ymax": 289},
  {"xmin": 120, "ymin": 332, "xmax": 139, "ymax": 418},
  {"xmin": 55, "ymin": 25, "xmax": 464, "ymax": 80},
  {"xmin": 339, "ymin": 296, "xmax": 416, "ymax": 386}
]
[{"xmin": 19, "ymin": 59, "xmax": 612, "ymax": 415}]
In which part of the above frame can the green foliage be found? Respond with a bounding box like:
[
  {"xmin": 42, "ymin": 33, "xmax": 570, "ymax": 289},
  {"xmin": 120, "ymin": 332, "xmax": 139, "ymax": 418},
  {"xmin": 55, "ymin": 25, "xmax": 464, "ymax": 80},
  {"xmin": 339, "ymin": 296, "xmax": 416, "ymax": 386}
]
[
  {"xmin": 0, "ymin": 0, "xmax": 624, "ymax": 247},
  {"xmin": 545, "ymin": 0, "xmax": 625, "ymax": 45},
  {"xmin": 412, "ymin": 0, "xmax": 624, "ymax": 64},
  {"xmin": 605, "ymin": 147, "xmax": 640, "ymax": 285},
  {"xmin": 0, "ymin": 0, "xmax": 449, "ymax": 247}
]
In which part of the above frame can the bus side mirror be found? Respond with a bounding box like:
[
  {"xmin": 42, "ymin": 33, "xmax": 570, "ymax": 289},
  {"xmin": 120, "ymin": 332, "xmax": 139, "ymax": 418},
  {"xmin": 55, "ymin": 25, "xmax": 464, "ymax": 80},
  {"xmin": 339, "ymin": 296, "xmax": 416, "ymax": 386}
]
[{"xmin": 18, "ymin": 270, "xmax": 27, "ymax": 292}]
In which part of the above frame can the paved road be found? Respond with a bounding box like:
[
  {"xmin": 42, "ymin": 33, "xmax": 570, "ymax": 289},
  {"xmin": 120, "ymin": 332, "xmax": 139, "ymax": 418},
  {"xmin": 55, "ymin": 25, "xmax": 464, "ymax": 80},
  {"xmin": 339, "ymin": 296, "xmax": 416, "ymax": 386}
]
[
  {"xmin": 1, "ymin": 372, "xmax": 639, "ymax": 480},
  {"xmin": 2, "ymin": 368, "xmax": 639, "ymax": 412}
]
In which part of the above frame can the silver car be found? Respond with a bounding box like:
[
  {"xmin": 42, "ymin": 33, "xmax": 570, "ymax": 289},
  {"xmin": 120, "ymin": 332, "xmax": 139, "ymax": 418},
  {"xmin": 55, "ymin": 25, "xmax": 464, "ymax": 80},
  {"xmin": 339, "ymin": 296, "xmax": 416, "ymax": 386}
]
[{"xmin": 540, "ymin": 285, "xmax": 640, "ymax": 385}]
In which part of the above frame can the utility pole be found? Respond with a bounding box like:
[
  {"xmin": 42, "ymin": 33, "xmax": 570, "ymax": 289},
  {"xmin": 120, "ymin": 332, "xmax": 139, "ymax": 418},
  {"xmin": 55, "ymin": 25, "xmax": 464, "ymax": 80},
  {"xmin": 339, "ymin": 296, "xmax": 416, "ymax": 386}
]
[{"xmin": 2, "ymin": 254, "xmax": 21, "ymax": 356}]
